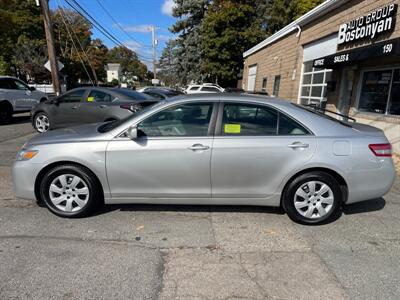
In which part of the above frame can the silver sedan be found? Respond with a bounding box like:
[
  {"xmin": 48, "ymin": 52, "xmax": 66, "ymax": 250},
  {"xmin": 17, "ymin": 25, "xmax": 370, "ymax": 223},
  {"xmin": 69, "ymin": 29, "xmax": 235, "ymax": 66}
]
[{"xmin": 12, "ymin": 94, "xmax": 396, "ymax": 224}]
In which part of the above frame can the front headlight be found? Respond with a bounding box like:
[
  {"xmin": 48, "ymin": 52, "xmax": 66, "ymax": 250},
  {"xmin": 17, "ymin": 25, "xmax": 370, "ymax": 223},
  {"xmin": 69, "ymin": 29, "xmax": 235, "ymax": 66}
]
[{"xmin": 16, "ymin": 149, "xmax": 39, "ymax": 161}]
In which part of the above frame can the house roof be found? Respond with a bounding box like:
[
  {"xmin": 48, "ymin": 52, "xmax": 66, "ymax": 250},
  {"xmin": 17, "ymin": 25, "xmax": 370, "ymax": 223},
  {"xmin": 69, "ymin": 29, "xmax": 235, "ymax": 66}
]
[
  {"xmin": 243, "ymin": 0, "xmax": 349, "ymax": 58},
  {"xmin": 106, "ymin": 63, "xmax": 121, "ymax": 71}
]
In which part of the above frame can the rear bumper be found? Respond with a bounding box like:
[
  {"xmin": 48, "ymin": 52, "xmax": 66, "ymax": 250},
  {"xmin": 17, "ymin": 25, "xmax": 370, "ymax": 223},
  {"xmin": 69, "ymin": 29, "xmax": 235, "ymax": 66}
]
[
  {"xmin": 346, "ymin": 158, "xmax": 396, "ymax": 204},
  {"xmin": 12, "ymin": 161, "xmax": 42, "ymax": 201}
]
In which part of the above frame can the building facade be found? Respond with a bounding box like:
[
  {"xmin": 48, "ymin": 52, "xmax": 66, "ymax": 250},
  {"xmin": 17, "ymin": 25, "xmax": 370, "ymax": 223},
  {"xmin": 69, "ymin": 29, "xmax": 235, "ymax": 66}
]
[{"xmin": 242, "ymin": 0, "xmax": 400, "ymax": 154}]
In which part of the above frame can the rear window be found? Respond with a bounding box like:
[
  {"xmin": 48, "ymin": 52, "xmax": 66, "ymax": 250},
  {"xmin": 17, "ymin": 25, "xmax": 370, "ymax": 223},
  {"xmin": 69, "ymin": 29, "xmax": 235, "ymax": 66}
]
[
  {"xmin": 293, "ymin": 104, "xmax": 353, "ymax": 127},
  {"xmin": 189, "ymin": 86, "xmax": 199, "ymax": 91},
  {"xmin": 114, "ymin": 88, "xmax": 153, "ymax": 100}
]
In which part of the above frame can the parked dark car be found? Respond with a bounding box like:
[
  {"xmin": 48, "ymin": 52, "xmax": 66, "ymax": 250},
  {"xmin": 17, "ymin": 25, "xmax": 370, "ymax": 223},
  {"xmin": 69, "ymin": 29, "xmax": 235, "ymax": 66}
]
[
  {"xmin": 142, "ymin": 88, "xmax": 184, "ymax": 99},
  {"xmin": 31, "ymin": 87, "xmax": 157, "ymax": 133}
]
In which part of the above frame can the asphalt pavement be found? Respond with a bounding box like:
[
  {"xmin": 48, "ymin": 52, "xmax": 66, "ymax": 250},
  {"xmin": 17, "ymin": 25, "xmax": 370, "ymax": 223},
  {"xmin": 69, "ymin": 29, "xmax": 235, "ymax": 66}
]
[{"xmin": 0, "ymin": 115, "xmax": 399, "ymax": 299}]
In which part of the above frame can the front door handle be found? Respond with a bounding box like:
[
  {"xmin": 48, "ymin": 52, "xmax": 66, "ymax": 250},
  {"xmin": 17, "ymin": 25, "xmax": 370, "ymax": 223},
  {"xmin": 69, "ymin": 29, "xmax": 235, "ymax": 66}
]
[
  {"xmin": 188, "ymin": 144, "xmax": 210, "ymax": 151},
  {"xmin": 99, "ymin": 105, "xmax": 107, "ymax": 108},
  {"xmin": 288, "ymin": 142, "xmax": 309, "ymax": 149},
  {"xmin": 71, "ymin": 105, "xmax": 79, "ymax": 109}
]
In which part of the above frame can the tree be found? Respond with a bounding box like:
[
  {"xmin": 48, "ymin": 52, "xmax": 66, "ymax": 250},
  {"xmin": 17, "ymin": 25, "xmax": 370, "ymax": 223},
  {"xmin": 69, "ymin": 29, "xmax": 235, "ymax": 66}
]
[
  {"xmin": 158, "ymin": 39, "xmax": 184, "ymax": 87},
  {"xmin": 266, "ymin": 0, "xmax": 323, "ymax": 34},
  {"xmin": 0, "ymin": 0, "xmax": 46, "ymax": 77},
  {"xmin": 106, "ymin": 46, "xmax": 149, "ymax": 82},
  {"xmin": 170, "ymin": 0, "xmax": 210, "ymax": 84},
  {"xmin": 201, "ymin": 0, "xmax": 265, "ymax": 86}
]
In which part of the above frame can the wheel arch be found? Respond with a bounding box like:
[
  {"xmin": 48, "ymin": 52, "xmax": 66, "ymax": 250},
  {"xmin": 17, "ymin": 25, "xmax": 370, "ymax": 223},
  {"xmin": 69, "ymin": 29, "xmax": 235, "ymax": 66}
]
[
  {"xmin": 34, "ymin": 161, "xmax": 105, "ymax": 204},
  {"xmin": 0, "ymin": 99, "xmax": 13, "ymax": 109},
  {"xmin": 280, "ymin": 167, "xmax": 348, "ymax": 207}
]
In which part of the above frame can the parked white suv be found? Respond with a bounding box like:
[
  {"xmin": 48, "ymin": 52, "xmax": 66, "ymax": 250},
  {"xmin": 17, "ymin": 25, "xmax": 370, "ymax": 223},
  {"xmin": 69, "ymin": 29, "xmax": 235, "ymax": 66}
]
[
  {"xmin": 185, "ymin": 83, "xmax": 224, "ymax": 94},
  {"xmin": 0, "ymin": 76, "xmax": 48, "ymax": 123}
]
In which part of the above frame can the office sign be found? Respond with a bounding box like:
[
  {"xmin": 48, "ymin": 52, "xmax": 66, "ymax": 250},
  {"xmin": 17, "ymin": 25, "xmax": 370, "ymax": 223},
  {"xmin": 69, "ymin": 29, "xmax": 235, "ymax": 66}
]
[
  {"xmin": 338, "ymin": 4, "xmax": 397, "ymax": 45},
  {"xmin": 313, "ymin": 38, "xmax": 400, "ymax": 68}
]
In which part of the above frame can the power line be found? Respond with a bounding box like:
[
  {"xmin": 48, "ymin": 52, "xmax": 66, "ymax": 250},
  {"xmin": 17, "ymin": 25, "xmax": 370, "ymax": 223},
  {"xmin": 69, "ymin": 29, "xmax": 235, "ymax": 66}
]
[
  {"xmin": 56, "ymin": 1, "xmax": 95, "ymax": 85},
  {"xmin": 94, "ymin": 0, "xmax": 152, "ymax": 49},
  {"xmin": 57, "ymin": 2, "xmax": 98, "ymax": 84},
  {"xmin": 64, "ymin": 0, "xmax": 153, "ymax": 62}
]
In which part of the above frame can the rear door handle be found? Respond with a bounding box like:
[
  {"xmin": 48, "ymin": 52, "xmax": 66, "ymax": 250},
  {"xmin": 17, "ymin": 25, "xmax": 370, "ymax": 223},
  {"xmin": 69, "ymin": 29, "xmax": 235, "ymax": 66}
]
[
  {"xmin": 71, "ymin": 106, "xmax": 79, "ymax": 109},
  {"xmin": 288, "ymin": 142, "xmax": 309, "ymax": 149},
  {"xmin": 99, "ymin": 105, "xmax": 107, "ymax": 108},
  {"xmin": 188, "ymin": 144, "xmax": 210, "ymax": 151}
]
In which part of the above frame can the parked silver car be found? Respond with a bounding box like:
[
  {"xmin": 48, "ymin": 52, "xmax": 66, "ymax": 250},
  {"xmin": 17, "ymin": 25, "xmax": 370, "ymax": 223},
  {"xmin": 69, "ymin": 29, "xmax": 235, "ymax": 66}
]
[
  {"xmin": 12, "ymin": 94, "xmax": 396, "ymax": 224},
  {"xmin": 0, "ymin": 76, "xmax": 48, "ymax": 123}
]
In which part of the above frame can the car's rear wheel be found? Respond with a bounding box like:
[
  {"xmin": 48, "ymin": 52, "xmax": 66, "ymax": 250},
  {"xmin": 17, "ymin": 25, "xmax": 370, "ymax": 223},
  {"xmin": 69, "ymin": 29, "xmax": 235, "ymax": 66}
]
[
  {"xmin": 0, "ymin": 101, "xmax": 13, "ymax": 124},
  {"xmin": 33, "ymin": 112, "xmax": 50, "ymax": 133},
  {"xmin": 282, "ymin": 171, "xmax": 342, "ymax": 225},
  {"xmin": 39, "ymin": 164, "xmax": 101, "ymax": 218}
]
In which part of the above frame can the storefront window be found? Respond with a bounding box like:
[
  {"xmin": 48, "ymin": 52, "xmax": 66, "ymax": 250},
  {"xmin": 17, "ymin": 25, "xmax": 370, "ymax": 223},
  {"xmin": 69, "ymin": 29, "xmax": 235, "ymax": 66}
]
[
  {"xmin": 389, "ymin": 69, "xmax": 400, "ymax": 115},
  {"xmin": 358, "ymin": 69, "xmax": 399, "ymax": 116},
  {"xmin": 300, "ymin": 61, "xmax": 332, "ymax": 106}
]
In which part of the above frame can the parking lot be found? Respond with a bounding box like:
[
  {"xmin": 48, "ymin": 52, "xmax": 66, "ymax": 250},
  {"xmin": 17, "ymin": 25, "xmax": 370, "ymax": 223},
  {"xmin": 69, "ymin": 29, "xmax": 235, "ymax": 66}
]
[{"xmin": 1, "ymin": 116, "xmax": 399, "ymax": 300}]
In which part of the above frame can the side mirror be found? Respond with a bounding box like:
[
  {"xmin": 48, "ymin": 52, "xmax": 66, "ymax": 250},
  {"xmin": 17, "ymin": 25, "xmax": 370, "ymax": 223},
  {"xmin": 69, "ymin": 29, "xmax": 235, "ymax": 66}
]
[
  {"xmin": 126, "ymin": 126, "xmax": 138, "ymax": 140},
  {"xmin": 29, "ymin": 86, "xmax": 36, "ymax": 91},
  {"xmin": 50, "ymin": 98, "xmax": 59, "ymax": 105}
]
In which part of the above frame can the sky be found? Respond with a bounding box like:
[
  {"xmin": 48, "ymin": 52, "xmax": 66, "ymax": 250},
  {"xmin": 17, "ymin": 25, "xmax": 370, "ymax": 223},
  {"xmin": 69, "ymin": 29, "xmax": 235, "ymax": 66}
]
[{"xmin": 52, "ymin": 0, "xmax": 177, "ymax": 69}]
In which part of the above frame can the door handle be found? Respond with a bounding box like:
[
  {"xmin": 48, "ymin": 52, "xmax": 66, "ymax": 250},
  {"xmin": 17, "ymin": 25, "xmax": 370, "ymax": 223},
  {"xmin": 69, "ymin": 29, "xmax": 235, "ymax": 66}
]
[
  {"xmin": 188, "ymin": 144, "xmax": 210, "ymax": 151},
  {"xmin": 99, "ymin": 105, "xmax": 107, "ymax": 108},
  {"xmin": 71, "ymin": 106, "xmax": 79, "ymax": 109},
  {"xmin": 288, "ymin": 142, "xmax": 309, "ymax": 149}
]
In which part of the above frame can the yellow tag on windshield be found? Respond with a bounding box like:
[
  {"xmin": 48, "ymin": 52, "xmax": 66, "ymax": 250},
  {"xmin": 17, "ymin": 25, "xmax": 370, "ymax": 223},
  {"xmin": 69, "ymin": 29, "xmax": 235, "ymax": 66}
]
[
  {"xmin": 87, "ymin": 96, "xmax": 94, "ymax": 102},
  {"xmin": 224, "ymin": 123, "xmax": 241, "ymax": 134}
]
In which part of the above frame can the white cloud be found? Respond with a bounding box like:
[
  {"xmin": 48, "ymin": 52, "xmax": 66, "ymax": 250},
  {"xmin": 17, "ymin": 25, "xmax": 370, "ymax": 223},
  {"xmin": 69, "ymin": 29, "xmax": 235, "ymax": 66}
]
[
  {"xmin": 161, "ymin": 0, "xmax": 175, "ymax": 16},
  {"xmin": 115, "ymin": 24, "xmax": 152, "ymax": 33},
  {"xmin": 157, "ymin": 34, "xmax": 173, "ymax": 42}
]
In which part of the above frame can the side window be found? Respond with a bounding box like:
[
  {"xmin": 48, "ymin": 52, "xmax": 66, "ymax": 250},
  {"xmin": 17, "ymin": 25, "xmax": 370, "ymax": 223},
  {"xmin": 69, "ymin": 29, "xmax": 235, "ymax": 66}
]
[
  {"xmin": 222, "ymin": 103, "xmax": 278, "ymax": 136},
  {"xmin": 138, "ymin": 102, "xmax": 214, "ymax": 137},
  {"xmin": 261, "ymin": 77, "xmax": 267, "ymax": 92},
  {"xmin": 201, "ymin": 86, "xmax": 220, "ymax": 92},
  {"xmin": 278, "ymin": 113, "xmax": 309, "ymax": 135},
  {"xmin": 58, "ymin": 89, "xmax": 85, "ymax": 103},
  {"xmin": 13, "ymin": 80, "xmax": 28, "ymax": 90},
  {"xmin": 189, "ymin": 86, "xmax": 199, "ymax": 91},
  {"xmin": 0, "ymin": 79, "xmax": 11, "ymax": 89},
  {"xmin": 87, "ymin": 90, "xmax": 113, "ymax": 102}
]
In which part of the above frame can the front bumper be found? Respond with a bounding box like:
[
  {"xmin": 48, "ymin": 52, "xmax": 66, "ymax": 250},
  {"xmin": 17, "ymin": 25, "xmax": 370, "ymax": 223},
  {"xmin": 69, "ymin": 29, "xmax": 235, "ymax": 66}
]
[{"xmin": 12, "ymin": 161, "xmax": 43, "ymax": 201}]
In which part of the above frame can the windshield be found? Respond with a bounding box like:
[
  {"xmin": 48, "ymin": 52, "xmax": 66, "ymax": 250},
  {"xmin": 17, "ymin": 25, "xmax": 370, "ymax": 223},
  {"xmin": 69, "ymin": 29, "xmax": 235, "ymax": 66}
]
[
  {"xmin": 293, "ymin": 104, "xmax": 353, "ymax": 127},
  {"xmin": 98, "ymin": 101, "xmax": 165, "ymax": 133}
]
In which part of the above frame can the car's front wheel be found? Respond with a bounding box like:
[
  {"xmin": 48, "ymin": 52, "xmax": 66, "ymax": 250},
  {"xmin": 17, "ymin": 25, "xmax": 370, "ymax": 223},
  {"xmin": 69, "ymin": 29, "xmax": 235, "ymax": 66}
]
[
  {"xmin": 39, "ymin": 164, "xmax": 101, "ymax": 218},
  {"xmin": 0, "ymin": 101, "xmax": 12, "ymax": 124},
  {"xmin": 33, "ymin": 112, "xmax": 50, "ymax": 133},
  {"xmin": 282, "ymin": 171, "xmax": 342, "ymax": 225}
]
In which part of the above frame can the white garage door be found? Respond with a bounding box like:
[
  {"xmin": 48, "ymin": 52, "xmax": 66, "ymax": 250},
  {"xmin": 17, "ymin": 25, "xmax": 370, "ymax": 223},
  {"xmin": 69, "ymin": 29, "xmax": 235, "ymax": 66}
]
[{"xmin": 247, "ymin": 65, "xmax": 257, "ymax": 92}]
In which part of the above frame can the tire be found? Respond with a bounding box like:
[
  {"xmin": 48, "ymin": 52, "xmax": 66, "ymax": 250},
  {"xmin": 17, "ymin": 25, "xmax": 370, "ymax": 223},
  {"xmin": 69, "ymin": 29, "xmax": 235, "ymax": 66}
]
[
  {"xmin": 33, "ymin": 112, "xmax": 50, "ymax": 133},
  {"xmin": 39, "ymin": 164, "xmax": 102, "ymax": 218},
  {"xmin": 40, "ymin": 98, "xmax": 47, "ymax": 103},
  {"xmin": 282, "ymin": 171, "xmax": 342, "ymax": 225},
  {"xmin": 0, "ymin": 101, "xmax": 13, "ymax": 124}
]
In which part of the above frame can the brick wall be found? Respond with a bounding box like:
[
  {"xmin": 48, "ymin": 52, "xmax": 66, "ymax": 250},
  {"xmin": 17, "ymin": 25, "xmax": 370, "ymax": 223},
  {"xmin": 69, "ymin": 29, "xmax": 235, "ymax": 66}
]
[{"xmin": 243, "ymin": 0, "xmax": 400, "ymax": 101}]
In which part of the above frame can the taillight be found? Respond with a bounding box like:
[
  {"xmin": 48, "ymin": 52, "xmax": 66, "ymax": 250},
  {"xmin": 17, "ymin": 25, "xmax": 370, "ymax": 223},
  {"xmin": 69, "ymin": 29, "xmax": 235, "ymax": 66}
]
[
  {"xmin": 120, "ymin": 104, "xmax": 139, "ymax": 113},
  {"xmin": 369, "ymin": 143, "xmax": 392, "ymax": 157}
]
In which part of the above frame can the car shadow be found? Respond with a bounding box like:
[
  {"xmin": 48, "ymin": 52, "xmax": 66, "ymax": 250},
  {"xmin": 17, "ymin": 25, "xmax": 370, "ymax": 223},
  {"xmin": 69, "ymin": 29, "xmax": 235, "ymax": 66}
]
[
  {"xmin": 1, "ymin": 114, "xmax": 31, "ymax": 125},
  {"xmin": 92, "ymin": 203, "xmax": 285, "ymax": 217},
  {"xmin": 342, "ymin": 197, "xmax": 386, "ymax": 215}
]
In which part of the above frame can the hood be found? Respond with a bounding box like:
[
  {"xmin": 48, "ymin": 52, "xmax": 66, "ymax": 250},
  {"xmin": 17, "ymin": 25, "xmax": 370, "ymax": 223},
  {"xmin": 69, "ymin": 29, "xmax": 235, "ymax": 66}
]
[{"xmin": 26, "ymin": 123, "xmax": 112, "ymax": 146}]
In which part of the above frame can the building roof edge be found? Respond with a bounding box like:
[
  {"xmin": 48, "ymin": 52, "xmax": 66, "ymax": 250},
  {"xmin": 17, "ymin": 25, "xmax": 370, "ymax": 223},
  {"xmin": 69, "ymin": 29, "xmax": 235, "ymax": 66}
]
[{"xmin": 243, "ymin": 0, "xmax": 348, "ymax": 58}]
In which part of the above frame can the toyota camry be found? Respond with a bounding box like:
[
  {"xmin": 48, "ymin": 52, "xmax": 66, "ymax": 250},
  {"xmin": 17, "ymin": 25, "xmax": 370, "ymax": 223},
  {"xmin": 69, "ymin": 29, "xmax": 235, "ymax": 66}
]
[{"xmin": 12, "ymin": 94, "xmax": 396, "ymax": 224}]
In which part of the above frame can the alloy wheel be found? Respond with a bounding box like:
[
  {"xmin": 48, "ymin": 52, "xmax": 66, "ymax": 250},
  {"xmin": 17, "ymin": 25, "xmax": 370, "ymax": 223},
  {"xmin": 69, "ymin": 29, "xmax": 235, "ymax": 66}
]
[
  {"xmin": 49, "ymin": 174, "xmax": 89, "ymax": 212},
  {"xmin": 293, "ymin": 181, "xmax": 334, "ymax": 219},
  {"xmin": 35, "ymin": 114, "xmax": 50, "ymax": 132}
]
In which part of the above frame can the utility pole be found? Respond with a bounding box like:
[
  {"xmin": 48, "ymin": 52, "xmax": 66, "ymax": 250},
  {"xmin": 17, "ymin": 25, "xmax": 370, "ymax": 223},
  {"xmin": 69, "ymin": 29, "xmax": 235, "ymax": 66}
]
[
  {"xmin": 39, "ymin": 0, "xmax": 62, "ymax": 95},
  {"xmin": 151, "ymin": 25, "xmax": 157, "ymax": 80}
]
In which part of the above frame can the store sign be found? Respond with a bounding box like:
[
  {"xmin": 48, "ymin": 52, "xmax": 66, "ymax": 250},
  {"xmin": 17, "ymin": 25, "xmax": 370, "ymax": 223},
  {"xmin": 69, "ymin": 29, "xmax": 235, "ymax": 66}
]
[
  {"xmin": 313, "ymin": 38, "xmax": 400, "ymax": 68},
  {"xmin": 338, "ymin": 4, "xmax": 397, "ymax": 45}
]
